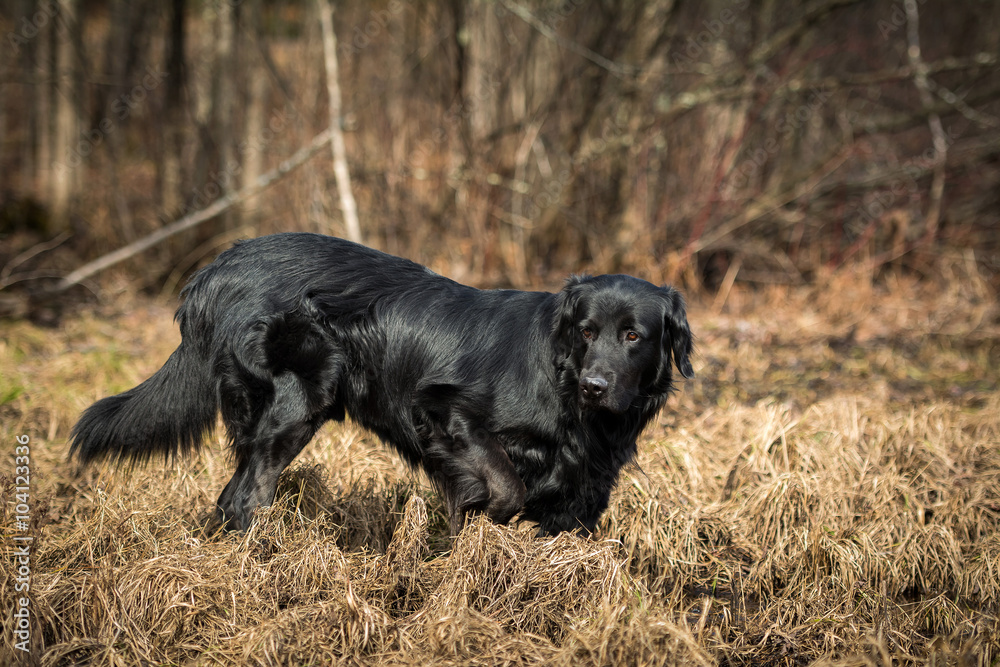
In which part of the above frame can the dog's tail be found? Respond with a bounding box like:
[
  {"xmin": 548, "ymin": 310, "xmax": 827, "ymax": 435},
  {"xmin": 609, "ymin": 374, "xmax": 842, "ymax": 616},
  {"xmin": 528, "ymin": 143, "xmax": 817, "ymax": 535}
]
[{"xmin": 70, "ymin": 341, "xmax": 217, "ymax": 465}]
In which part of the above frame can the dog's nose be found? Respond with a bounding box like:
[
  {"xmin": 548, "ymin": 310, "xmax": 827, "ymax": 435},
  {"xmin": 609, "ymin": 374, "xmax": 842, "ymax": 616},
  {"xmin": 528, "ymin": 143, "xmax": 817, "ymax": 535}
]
[{"xmin": 580, "ymin": 375, "xmax": 608, "ymax": 399}]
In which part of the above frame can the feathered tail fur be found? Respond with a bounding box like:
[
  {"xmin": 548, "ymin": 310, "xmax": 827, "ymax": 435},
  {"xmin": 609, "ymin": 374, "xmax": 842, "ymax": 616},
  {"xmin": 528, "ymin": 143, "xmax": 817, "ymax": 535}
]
[{"xmin": 69, "ymin": 341, "xmax": 217, "ymax": 465}]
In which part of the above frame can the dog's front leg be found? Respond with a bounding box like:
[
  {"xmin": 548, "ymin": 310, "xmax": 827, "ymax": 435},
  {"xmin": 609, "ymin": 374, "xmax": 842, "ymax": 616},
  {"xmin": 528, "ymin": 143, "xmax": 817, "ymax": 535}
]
[{"xmin": 422, "ymin": 417, "xmax": 526, "ymax": 535}]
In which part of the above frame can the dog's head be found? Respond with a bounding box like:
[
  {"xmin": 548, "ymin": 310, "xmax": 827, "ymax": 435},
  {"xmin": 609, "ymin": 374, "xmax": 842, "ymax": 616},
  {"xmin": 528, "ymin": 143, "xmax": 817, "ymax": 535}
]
[{"xmin": 554, "ymin": 274, "xmax": 693, "ymax": 413}]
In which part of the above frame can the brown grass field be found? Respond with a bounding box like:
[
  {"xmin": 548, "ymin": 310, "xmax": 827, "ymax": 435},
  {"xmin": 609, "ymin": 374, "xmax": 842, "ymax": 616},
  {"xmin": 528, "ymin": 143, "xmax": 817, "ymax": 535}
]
[{"xmin": 2, "ymin": 260, "xmax": 999, "ymax": 666}]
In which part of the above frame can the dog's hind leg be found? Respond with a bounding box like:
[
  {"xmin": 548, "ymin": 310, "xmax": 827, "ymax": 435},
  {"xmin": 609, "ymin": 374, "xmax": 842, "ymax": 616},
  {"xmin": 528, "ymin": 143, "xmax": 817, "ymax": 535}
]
[{"xmin": 214, "ymin": 314, "xmax": 342, "ymax": 532}]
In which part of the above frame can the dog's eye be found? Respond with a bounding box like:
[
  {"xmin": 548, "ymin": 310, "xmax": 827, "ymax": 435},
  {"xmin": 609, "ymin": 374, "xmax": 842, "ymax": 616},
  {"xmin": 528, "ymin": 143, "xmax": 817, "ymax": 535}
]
[
  {"xmin": 625, "ymin": 330, "xmax": 640, "ymax": 342},
  {"xmin": 582, "ymin": 328, "xmax": 593, "ymax": 340}
]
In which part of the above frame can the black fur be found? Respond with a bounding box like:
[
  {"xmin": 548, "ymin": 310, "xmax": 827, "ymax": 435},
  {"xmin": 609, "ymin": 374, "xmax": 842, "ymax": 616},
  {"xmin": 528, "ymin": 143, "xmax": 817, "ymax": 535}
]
[{"xmin": 70, "ymin": 233, "xmax": 694, "ymax": 536}]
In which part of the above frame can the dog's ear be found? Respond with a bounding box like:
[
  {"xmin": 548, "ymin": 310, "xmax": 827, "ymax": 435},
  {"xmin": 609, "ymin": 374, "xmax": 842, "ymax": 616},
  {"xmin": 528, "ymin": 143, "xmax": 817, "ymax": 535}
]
[
  {"xmin": 553, "ymin": 275, "xmax": 591, "ymax": 356},
  {"xmin": 661, "ymin": 287, "xmax": 694, "ymax": 379}
]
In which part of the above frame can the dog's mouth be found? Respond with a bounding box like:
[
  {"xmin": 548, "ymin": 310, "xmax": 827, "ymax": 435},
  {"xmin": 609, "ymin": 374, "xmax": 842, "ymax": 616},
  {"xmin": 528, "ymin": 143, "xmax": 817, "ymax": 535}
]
[{"xmin": 578, "ymin": 383, "xmax": 632, "ymax": 414}]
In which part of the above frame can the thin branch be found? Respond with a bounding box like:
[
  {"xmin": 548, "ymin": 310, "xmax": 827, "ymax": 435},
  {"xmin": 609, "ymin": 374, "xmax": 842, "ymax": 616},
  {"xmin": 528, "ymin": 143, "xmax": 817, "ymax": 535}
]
[
  {"xmin": 690, "ymin": 144, "xmax": 855, "ymax": 255},
  {"xmin": 660, "ymin": 53, "xmax": 999, "ymax": 115},
  {"xmin": 0, "ymin": 272, "xmax": 69, "ymax": 291},
  {"xmin": 792, "ymin": 53, "xmax": 998, "ymax": 92},
  {"xmin": 925, "ymin": 74, "xmax": 1000, "ymax": 129},
  {"xmin": 317, "ymin": 0, "xmax": 362, "ymax": 244},
  {"xmin": 769, "ymin": 134, "xmax": 1000, "ymax": 203},
  {"xmin": 749, "ymin": 0, "xmax": 864, "ymax": 66},
  {"xmin": 1, "ymin": 231, "xmax": 72, "ymax": 286},
  {"xmin": 497, "ymin": 0, "xmax": 634, "ymax": 78},
  {"xmin": 904, "ymin": 0, "xmax": 947, "ymax": 242},
  {"xmin": 54, "ymin": 129, "xmax": 334, "ymax": 292},
  {"xmin": 855, "ymin": 79, "xmax": 1000, "ymax": 136}
]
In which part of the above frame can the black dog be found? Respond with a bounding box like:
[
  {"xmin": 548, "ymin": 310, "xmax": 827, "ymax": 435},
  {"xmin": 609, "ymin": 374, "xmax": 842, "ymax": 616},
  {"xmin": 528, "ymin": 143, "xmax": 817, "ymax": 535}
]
[{"xmin": 70, "ymin": 233, "xmax": 693, "ymax": 536}]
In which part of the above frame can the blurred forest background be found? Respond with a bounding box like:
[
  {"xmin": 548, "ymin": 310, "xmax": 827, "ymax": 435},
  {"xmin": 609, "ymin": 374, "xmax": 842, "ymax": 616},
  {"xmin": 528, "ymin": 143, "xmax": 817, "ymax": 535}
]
[{"xmin": 1, "ymin": 0, "xmax": 999, "ymax": 300}]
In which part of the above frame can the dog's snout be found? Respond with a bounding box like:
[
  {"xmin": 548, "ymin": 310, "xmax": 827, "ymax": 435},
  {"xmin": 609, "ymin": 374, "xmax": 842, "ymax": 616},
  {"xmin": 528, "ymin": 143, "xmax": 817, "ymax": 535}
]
[{"xmin": 580, "ymin": 375, "xmax": 608, "ymax": 399}]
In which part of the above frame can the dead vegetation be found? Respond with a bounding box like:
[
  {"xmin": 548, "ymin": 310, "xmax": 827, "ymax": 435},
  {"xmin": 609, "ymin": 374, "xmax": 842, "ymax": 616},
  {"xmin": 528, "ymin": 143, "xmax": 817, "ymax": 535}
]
[{"xmin": 2, "ymin": 264, "xmax": 999, "ymax": 666}]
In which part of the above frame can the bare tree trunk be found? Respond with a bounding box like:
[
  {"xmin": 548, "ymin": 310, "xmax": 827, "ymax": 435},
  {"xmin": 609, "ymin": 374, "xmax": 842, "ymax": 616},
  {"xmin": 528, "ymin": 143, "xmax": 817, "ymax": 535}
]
[
  {"xmin": 463, "ymin": 0, "xmax": 502, "ymax": 147},
  {"xmin": 5, "ymin": 2, "xmax": 27, "ymax": 192},
  {"xmin": 241, "ymin": 0, "xmax": 266, "ymax": 228},
  {"xmin": 384, "ymin": 5, "xmax": 409, "ymax": 255},
  {"xmin": 211, "ymin": 0, "xmax": 236, "ymax": 230},
  {"xmin": 0, "ymin": 88, "xmax": 5, "ymax": 186},
  {"xmin": 459, "ymin": 0, "xmax": 503, "ymax": 275},
  {"xmin": 102, "ymin": 0, "xmax": 140, "ymax": 240},
  {"xmin": 904, "ymin": 0, "xmax": 947, "ymax": 243},
  {"xmin": 50, "ymin": 0, "xmax": 79, "ymax": 233},
  {"xmin": 616, "ymin": 3, "xmax": 674, "ymax": 266},
  {"xmin": 317, "ymin": 0, "xmax": 362, "ymax": 244},
  {"xmin": 160, "ymin": 0, "xmax": 186, "ymax": 219},
  {"xmin": 32, "ymin": 0, "xmax": 53, "ymax": 207}
]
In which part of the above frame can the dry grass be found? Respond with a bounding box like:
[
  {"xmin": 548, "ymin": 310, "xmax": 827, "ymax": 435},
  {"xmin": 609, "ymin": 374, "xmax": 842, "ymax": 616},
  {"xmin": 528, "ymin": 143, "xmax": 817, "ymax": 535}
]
[{"xmin": 2, "ymin": 263, "xmax": 999, "ymax": 666}]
